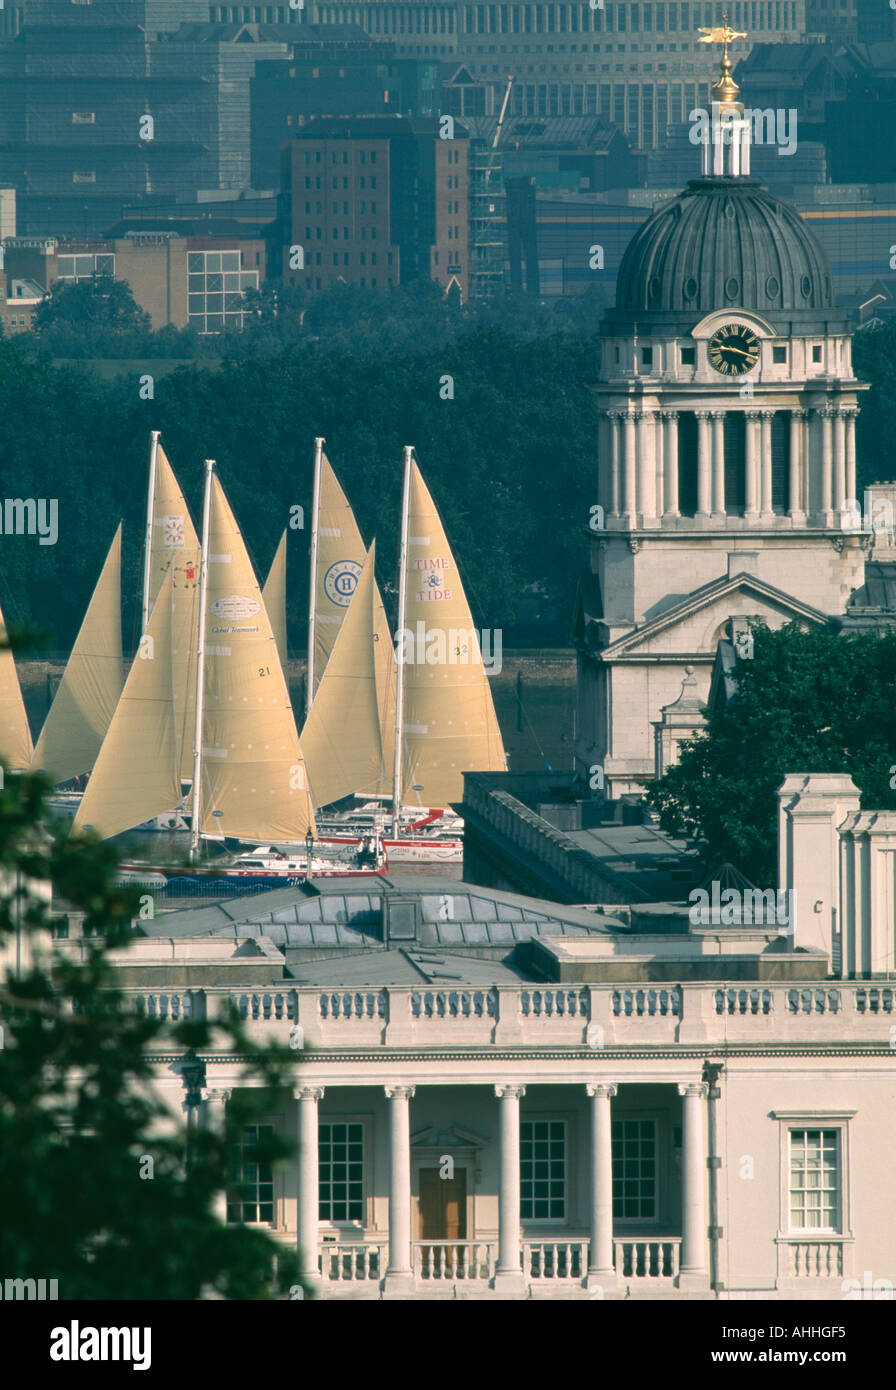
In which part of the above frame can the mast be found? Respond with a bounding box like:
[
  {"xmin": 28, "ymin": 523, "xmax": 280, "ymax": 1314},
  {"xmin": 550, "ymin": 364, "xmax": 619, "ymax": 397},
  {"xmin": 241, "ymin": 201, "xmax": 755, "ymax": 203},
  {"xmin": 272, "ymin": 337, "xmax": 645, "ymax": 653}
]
[
  {"xmin": 189, "ymin": 458, "xmax": 215, "ymax": 863},
  {"xmin": 391, "ymin": 445, "xmax": 413, "ymax": 837},
  {"xmin": 141, "ymin": 430, "xmax": 160, "ymax": 634},
  {"xmin": 306, "ymin": 436, "xmax": 324, "ymax": 718}
]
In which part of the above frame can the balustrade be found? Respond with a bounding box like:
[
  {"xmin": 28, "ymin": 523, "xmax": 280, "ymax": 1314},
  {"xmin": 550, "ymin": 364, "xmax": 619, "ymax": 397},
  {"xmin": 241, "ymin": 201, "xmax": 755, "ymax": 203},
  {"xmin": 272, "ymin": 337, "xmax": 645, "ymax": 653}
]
[{"xmin": 413, "ymin": 1241, "xmax": 495, "ymax": 1281}]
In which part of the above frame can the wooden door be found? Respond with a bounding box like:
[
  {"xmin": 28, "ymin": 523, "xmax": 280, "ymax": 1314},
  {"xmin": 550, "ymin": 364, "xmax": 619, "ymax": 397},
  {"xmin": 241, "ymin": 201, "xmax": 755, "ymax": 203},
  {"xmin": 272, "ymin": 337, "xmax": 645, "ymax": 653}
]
[{"xmin": 417, "ymin": 1167, "xmax": 467, "ymax": 1240}]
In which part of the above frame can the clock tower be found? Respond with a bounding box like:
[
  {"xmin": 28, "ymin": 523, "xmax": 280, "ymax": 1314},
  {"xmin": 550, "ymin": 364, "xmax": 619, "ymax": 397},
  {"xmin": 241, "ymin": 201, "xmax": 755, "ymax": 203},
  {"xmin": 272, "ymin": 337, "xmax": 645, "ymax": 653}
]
[{"xmin": 575, "ymin": 24, "xmax": 870, "ymax": 798}]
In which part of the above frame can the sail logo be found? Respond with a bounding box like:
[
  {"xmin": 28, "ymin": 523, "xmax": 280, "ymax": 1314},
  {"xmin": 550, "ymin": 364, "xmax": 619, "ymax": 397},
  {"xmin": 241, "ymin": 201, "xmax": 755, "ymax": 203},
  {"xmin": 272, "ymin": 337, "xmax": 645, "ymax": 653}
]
[
  {"xmin": 161, "ymin": 514, "xmax": 185, "ymax": 548},
  {"xmin": 0, "ymin": 497, "xmax": 57, "ymax": 546},
  {"xmin": 416, "ymin": 572, "xmax": 454, "ymax": 601},
  {"xmin": 324, "ymin": 560, "xmax": 362, "ymax": 607},
  {"xmin": 396, "ymin": 622, "xmax": 502, "ymax": 674},
  {"xmin": 210, "ymin": 595, "xmax": 260, "ymax": 620}
]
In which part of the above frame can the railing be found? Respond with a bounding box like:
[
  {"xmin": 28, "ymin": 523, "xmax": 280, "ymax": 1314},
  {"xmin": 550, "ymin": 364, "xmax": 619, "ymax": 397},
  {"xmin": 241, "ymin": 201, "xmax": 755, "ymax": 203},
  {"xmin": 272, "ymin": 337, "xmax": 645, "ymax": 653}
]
[
  {"xmin": 113, "ymin": 982, "xmax": 896, "ymax": 1048},
  {"xmin": 523, "ymin": 1241, "xmax": 588, "ymax": 1280},
  {"xmin": 614, "ymin": 1238, "xmax": 681, "ymax": 1280},
  {"xmin": 613, "ymin": 988, "xmax": 680, "ymax": 1017},
  {"xmin": 318, "ymin": 1242, "xmax": 385, "ymax": 1283},
  {"xmin": 413, "ymin": 1241, "xmax": 495, "ymax": 1281},
  {"xmin": 785, "ymin": 1241, "xmax": 844, "ymax": 1278}
]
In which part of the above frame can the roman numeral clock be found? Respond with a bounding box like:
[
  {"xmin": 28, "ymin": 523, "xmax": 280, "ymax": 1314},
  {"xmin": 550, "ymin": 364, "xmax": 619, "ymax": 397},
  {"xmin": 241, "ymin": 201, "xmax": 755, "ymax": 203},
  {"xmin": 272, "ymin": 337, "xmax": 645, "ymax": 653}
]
[{"xmin": 708, "ymin": 323, "xmax": 760, "ymax": 376}]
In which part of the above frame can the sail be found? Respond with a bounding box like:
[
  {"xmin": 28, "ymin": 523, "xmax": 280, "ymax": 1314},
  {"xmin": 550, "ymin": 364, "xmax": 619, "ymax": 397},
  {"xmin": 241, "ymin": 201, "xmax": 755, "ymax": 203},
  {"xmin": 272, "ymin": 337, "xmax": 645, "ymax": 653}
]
[
  {"xmin": 72, "ymin": 568, "xmax": 182, "ymax": 840},
  {"xmin": 301, "ymin": 542, "xmax": 395, "ymax": 808},
  {"xmin": 262, "ymin": 530, "xmax": 288, "ymax": 669},
  {"xmin": 30, "ymin": 525, "xmax": 123, "ymax": 784},
  {"xmin": 312, "ymin": 451, "xmax": 367, "ymax": 694},
  {"xmin": 199, "ymin": 475, "xmax": 315, "ymax": 842},
  {"xmin": 0, "ymin": 600, "xmax": 33, "ymax": 771},
  {"xmin": 148, "ymin": 443, "xmax": 200, "ymax": 782},
  {"xmin": 398, "ymin": 461, "xmax": 506, "ymax": 806}
]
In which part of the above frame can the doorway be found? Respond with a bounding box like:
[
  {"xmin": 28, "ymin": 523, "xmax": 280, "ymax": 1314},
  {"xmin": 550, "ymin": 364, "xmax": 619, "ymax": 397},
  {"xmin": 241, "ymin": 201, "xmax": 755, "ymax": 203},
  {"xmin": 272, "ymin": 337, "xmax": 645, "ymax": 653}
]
[{"xmin": 417, "ymin": 1167, "xmax": 468, "ymax": 1240}]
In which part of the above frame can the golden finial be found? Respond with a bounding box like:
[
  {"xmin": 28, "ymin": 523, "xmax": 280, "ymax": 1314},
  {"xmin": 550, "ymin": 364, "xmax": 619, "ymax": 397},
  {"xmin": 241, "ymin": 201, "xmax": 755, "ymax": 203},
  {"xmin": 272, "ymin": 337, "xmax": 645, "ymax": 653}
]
[{"xmin": 698, "ymin": 9, "xmax": 748, "ymax": 103}]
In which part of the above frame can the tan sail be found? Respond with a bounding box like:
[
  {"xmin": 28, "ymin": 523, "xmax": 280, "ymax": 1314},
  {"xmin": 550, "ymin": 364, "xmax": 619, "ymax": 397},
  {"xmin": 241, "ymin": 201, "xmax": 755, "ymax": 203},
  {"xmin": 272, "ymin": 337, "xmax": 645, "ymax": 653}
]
[
  {"xmin": 301, "ymin": 542, "xmax": 395, "ymax": 808},
  {"xmin": 398, "ymin": 461, "xmax": 506, "ymax": 806},
  {"xmin": 199, "ymin": 475, "xmax": 315, "ymax": 841},
  {"xmin": 72, "ymin": 567, "xmax": 182, "ymax": 839},
  {"xmin": 30, "ymin": 525, "xmax": 123, "ymax": 784},
  {"xmin": 312, "ymin": 450, "xmax": 367, "ymax": 694},
  {"xmin": 262, "ymin": 530, "xmax": 288, "ymax": 669},
  {"xmin": 0, "ymin": 600, "xmax": 33, "ymax": 771},
  {"xmin": 149, "ymin": 443, "xmax": 200, "ymax": 781}
]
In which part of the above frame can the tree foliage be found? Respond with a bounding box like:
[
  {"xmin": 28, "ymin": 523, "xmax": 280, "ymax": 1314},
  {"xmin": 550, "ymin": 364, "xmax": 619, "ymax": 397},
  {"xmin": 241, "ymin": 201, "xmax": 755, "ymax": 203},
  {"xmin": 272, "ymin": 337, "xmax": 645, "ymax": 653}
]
[
  {"xmin": 0, "ymin": 765, "xmax": 306, "ymax": 1299},
  {"xmin": 646, "ymin": 623, "xmax": 896, "ymax": 886}
]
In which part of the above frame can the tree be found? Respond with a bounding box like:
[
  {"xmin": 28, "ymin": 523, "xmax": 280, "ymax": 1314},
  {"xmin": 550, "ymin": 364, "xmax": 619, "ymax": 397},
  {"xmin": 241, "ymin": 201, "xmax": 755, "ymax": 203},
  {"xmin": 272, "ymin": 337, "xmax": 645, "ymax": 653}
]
[
  {"xmin": 646, "ymin": 623, "xmax": 896, "ymax": 886},
  {"xmin": 33, "ymin": 277, "xmax": 152, "ymax": 337},
  {"xmin": 0, "ymin": 762, "xmax": 308, "ymax": 1300}
]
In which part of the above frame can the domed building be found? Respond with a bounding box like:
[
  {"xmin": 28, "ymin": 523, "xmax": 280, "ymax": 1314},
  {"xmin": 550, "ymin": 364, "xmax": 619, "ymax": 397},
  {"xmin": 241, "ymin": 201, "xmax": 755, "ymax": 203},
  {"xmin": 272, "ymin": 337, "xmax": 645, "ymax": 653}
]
[{"xmin": 574, "ymin": 44, "xmax": 873, "ymax": 799}]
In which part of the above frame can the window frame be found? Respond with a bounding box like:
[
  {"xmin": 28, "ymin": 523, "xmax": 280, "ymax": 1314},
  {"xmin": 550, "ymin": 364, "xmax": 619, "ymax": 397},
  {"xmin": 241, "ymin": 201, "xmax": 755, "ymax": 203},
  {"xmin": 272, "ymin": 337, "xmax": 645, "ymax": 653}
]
[
  {"xmin": 772, "ymin": 1110, "xmax": 854, "ymax": 1241},
  {"xmin": 611, "ymin": 1112, "xmax": 662, "ymax": 1225},
  {"xmin": 520, "ymin": 1111, "xmax": 573, "ymax": 1227},
  {"xmin": 227, "ymin": 1118, "xmax": 285, "ymax": 1230},
  {"xmin": 317, "ymin": 1113, "xmax": 373, "ymax": 1233}
]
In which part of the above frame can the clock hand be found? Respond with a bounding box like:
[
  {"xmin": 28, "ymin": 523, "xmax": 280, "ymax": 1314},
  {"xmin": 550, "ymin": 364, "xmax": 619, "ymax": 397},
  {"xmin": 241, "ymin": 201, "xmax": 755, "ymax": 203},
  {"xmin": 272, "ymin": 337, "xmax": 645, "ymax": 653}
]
[{"xmin": 718, "ymin": 344, "xmax": 755, "ymax": 359}]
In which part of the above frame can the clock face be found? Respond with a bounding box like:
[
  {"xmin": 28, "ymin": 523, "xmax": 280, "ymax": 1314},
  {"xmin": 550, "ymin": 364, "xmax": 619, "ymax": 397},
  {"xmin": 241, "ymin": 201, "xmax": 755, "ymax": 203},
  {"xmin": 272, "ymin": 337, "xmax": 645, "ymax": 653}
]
[{"xmin": 708, "ymin": 323, "xmax": 760, "ymax": 375}]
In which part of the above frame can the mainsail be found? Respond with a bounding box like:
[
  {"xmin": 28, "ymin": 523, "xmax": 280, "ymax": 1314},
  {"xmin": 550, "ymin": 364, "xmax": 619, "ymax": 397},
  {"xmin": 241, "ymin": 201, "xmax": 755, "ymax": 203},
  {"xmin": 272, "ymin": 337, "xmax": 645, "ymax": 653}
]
[
  {"xmin": 301, "ymin": 542, "xmax": 395, "ymax": 808},
  {"xmin": 262, "ymin": 530, "xmax": 288, "ymax": 669},
  {"xmin": 30, "ymin": 525, "xmax": 123, "ymax": 784},
  {"xmin": 72, "ymin": 567, "xmax": 182, "ymax": 840},
  {"xmin": 0, "ymin": 599, "xmax": 33, "ymax": 771},
  {"xmin": 197, "ymin": 475, "xmax": 315, "ymax": 842},
  {"xmin": 396, "ymin": 460, "xmax": 506, "ymax": 807},
  {"xmin": 147, "ymin": 441, "xmax": 200, "ymax": 781},
  {"xmin": 310, "ymin": 449, "xmax": 367, "ymax": 697}
]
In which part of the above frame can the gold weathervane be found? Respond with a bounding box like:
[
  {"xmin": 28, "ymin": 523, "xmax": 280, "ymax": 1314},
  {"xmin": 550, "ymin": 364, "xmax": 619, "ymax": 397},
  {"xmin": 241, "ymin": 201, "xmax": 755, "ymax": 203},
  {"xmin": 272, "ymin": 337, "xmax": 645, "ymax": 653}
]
[{"xmin": 698, "ymin": 9, "xmax": 748, "ymax": 103}]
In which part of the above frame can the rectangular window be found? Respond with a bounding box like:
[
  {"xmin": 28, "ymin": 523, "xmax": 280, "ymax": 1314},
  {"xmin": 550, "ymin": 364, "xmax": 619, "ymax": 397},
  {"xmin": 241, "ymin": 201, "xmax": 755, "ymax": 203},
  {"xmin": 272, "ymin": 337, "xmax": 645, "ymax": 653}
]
[
  {"xmin": 812, "ymin": 344, "xmax": 823, "ymax": 363},
  {"xmin": 228, "ymin": 1125, "xmax": 274, "ymax": 1224},
  {"xmin": 772, "ymin": 345, "xmax": 787, "ymax": 364},
  {"xmin": 612, "ymin": 1118, "xmax": 657, "ymax": 1220},
  {"xmin": 520, "ymin": 1119, "xmax": 566, "ymax": 1221},
  {"xmin": 641, "ymin": 346, "xmax": 653, "ymax": 367},
  {"xmin": 319, "ymin": 1122, "xmax": 364, "ymax": 1222},
  {"xmin": 680, "ymin": 344, "xmax": 695, "ymax": 365},
  {"xmin": 789, "ymin": 1130, "xmax": 840, "ymax": 1231}
]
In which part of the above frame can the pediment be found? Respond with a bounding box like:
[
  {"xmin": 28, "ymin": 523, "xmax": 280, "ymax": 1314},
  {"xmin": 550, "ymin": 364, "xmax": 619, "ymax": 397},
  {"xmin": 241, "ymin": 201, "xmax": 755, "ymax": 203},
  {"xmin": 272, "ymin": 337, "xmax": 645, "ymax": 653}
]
[
  {"xmin": 411, "ymin": 1124, "xmax": 487, "ymax": 1150},
  {"xmin": 602, "ymin": 574, "xmax": 831, "ymax": 660}
]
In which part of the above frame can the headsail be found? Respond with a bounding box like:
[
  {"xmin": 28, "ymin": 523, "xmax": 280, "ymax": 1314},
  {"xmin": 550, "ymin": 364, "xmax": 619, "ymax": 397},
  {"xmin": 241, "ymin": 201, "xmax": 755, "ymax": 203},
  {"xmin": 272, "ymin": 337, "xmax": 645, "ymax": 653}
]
[
  {"xmin": 396, "ymin": 460, "xmax": 506, "ymax": 807},
  {"xmin": 301, "ymin": 542, "xmax": 395, "ymax": 808},
  {"xmin": 262, "ymin": 530, "xmax": 288, "ymax": 670},
  {"xmin": 311, "ymin": 450, "xmax": 367, "ymax": 696},
  {"xmin": 198, "ymin": 475, "xmax": 315, "ymax": 842},
  {"xmin": 0, "ymin": 599, "xmax": 34, "ymax": 771},
  {"xmin": 30, "ymin": 525, "xmax": 123, "ymax": 784},
  {"xmin": 72, "ymin": 567, "xmax": 182, "ymax": 840},
  {"xmin": 146, "ymin": 441, "xmax": 200, "ymax": 781}
]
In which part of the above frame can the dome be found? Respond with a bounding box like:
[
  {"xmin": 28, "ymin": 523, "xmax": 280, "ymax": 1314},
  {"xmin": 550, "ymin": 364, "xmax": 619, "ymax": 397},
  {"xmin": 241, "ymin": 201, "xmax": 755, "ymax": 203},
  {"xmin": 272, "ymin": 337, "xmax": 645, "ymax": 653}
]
[{"xmin": 614, "ymin": 176, "xmax": 835, "ymax": 322}]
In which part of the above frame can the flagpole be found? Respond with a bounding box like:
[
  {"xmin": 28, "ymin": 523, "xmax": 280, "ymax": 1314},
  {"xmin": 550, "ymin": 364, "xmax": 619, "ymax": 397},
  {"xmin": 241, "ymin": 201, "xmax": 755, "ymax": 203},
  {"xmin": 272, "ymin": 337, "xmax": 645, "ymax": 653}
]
[
  {"xmin": 306, "ymin": 437, "xmax": 324, "ymax": 719},
  {"xmin": 141, "ymin": 430, "xmax": 160, "ymax": 634},
  {"xmin": 190, "ymin": 458, "xmax": 215, "ymax": 863},
  {"xmin": 391, "ymin": 446, "xmax": 412, "ymax": 838}
]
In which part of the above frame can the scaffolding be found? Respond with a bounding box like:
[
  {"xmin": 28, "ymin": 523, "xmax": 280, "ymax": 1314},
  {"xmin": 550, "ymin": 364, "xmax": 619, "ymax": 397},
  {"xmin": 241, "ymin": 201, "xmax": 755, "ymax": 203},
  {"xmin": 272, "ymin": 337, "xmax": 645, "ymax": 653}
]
[{"xmin": 469, "ymin": 75, "xmax": 513, "ymax": 298}]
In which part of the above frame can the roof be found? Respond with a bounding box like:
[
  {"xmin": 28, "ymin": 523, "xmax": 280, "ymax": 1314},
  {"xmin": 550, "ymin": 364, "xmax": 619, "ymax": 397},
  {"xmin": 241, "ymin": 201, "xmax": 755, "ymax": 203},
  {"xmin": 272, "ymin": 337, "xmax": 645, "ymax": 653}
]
[
  {"xmin": 845, "ymin": 561, "xmax": 896, "ymax": 613},
  {"xmin": 558, "ymin": 824, "xmax": 700, "ymax": 903}
]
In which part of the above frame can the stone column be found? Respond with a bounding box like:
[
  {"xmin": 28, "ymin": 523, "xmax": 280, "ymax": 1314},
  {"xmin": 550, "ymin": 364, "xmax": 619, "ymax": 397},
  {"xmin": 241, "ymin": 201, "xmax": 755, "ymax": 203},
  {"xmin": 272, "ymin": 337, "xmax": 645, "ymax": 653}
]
[
  {"xmin": 203, "ymin": 1088, "xmax": 232, "ymax": 1224},
  {"xmin": 744, "ymin": 410, "xmax": 760, "ymax": 519},
  {"xmin": 494, "ymin": 1083, "xmax": 526, "ymax": 1294},
  {"xmin": 623, "ymin": 409, "xmax": 637, "ymax": 524},
  {"xmin": 820, "ymin": 407, "xmax": 834, "ymax": 525},
  {"xmin": 296, "ymin": 1085, "xmax": 324, "ymax": 1283},
  {"xmin": 608, "ymin": 411, "xmax": 621, "ymax": 517},
  {"xmin": 711, "ymin": 409, "xmax": 725, "ymax": 519},
  {"xmin": 759, "ymin": 409, "xmax": 774, "ymax": 518},
  {"xmin": 788, "ymin": 409, "xmax": 806, "ymax": 521},
  {"xmin": 696, "ymin": 410, "xmax": 711, "ymax": 518},
  {"xmin": 845, "ymin": 407, "xmax": 858, "ymax": 509},
  {"xmin": 636, "ymin": 411, "xmax": 657, "ymax": 523},
  {"xmin": 677, "ymin": 1082, "xmax": 710, "ymax": 1291},
  {"xmin": 586, "ymin": 1082, "xmax": 617, "ymax": 1290},
  {"xmin": 661, "ymin": 410, "xmax": 679, "ymax": 518},
  {"xmin": 384, "ymin": 1084, "xmax": 416, "ymax": 1295},
  {"xmin": 833, "ymin": 409, "xmax": 847, "ymax": 517}
]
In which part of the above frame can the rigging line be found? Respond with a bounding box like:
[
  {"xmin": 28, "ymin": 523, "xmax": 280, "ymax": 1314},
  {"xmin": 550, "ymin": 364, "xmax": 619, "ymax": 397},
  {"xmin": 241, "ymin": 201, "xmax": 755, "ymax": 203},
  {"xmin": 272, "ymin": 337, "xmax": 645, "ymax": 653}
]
[{"xmin": 516, "ymin": 677, "xmax": 552, "ymax": 773}]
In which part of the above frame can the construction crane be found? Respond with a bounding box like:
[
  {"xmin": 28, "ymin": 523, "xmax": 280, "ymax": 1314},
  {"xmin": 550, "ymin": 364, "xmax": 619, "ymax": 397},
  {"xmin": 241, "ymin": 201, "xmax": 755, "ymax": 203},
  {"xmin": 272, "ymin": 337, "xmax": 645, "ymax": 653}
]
[{"xmin": 470, "ymin": 74, "xmax": 514, "ymax": 297}]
